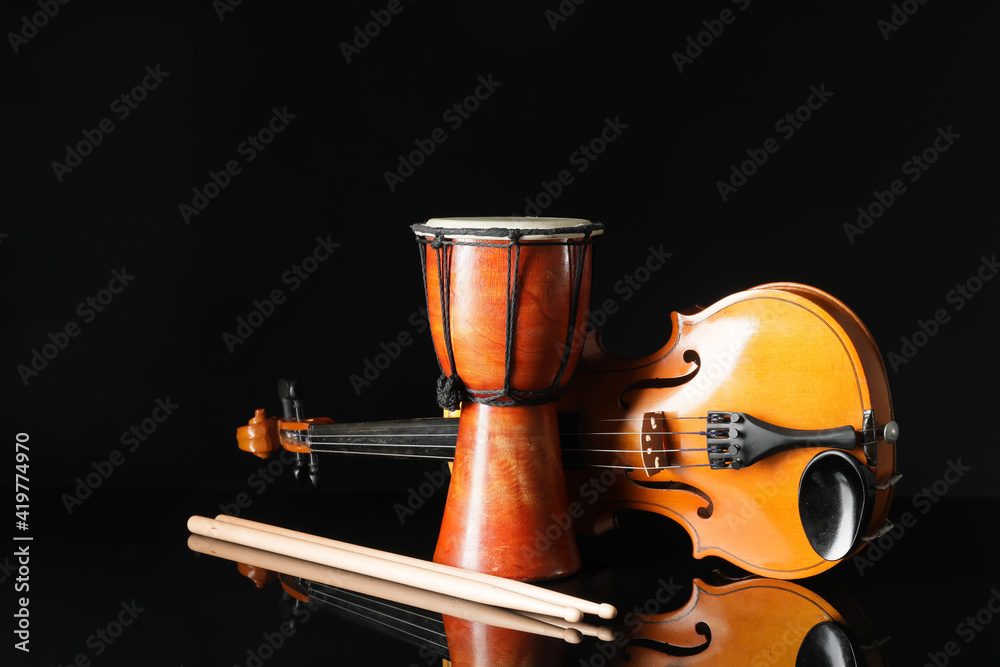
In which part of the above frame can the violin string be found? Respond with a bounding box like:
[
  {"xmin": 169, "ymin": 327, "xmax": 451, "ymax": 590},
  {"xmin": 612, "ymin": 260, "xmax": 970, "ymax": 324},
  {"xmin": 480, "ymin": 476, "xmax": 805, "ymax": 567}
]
[
  {"xmin": 308, "ymin": 431, "xmax": 707, "ymax": 438},
  {"xmin": 306, "ymin": 441, "xmax": 454, "ymax": 448},
  {"xmin": 304, "ymin": 417, "xmax": 708, "ymax": 430},
  {"xmin": 304, "ymin": 431, "xmax": 707, "ymax": 438},
  {"xmin": 303, "ymin": 448, "xmax": 716, "ymax": 470},
  {"xmin": 310, "ymin": 588, "xmax": 448, "ymax": 636},
  {"xmin": 308, "ymin": 591, "xmax": 449, "ymax": 652},
  {"xmin": 305, "ymin": 449, "xmax": 455, "ymax": 460},
  {"xmin": 581, "ymin": 462, "xmax": 715, "ymax": 470},
  {"xmin": 307, "ymin": 432, "xmax": 458, "ymax": 437},
  {"xmin": 301, "ymin": 420, "xmax": 725, "ymax": 460},
  {"xmin": 311, "ymin": 586, "xmax": 446, "ymax": 628},
  {"xmin": 596, "ymin": 416, "xmax": 708, "ymax": 421},
  {"xmin": 307, "ymin": 442, "xmax": 714, "ymax": 455},
  {"xmin": 565, "ymin": 431, "xmax": 708, "ymax": 436}
]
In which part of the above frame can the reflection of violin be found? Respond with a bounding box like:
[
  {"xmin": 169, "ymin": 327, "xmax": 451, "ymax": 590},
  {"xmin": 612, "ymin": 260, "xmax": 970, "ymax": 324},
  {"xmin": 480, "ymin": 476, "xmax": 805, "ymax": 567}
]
[
  {"xmin": 216, "ymin": 541, "xmax": 886, "ymax": 666},
  {"xmin": 237, "ymin": 283, "xmax": 900, "ymax": 579},
  {"xmin": 608, "ymin": 576, "xmax": 886, "ymax": 666}
]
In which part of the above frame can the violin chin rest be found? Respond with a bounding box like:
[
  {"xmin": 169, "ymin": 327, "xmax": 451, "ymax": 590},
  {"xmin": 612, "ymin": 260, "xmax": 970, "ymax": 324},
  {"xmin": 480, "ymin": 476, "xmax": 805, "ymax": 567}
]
[
  {"xmin": 798, "ymin": 450, "xmax": 875, "ymax": 562},
  {"xmin": 796, "ymin": 622, "xmax": 859, "ymax": 667}
]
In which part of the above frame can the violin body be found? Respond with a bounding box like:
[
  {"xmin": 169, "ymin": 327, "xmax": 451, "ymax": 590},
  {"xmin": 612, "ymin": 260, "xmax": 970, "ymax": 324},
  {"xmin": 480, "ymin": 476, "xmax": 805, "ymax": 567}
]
[{"xmin": 559, "ymin": 283, "xmax": 898, "ymax": 578}]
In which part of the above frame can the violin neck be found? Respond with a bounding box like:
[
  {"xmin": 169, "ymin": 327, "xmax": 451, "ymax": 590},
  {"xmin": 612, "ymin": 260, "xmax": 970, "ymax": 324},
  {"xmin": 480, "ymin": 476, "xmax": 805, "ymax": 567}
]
[
  {"xmin": 305, "ymin": 418, "xmax": 459, "ymax": 460},
  {"xmin": 303, "ymin": 414, "xmax": 583, "ymax": 464}
]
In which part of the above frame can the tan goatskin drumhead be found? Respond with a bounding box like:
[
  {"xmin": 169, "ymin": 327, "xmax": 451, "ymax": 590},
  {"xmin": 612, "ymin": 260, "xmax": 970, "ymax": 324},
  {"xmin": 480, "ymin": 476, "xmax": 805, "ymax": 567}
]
[{"xmin": 416, "ymin": 216, "xmax": 602, "ymax": 240}]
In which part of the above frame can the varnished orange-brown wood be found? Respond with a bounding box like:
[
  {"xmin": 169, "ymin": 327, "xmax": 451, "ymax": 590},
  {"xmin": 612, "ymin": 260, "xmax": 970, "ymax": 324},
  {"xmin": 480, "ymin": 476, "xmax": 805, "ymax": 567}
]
[
  {"xmin": 235, "ymin": 409, "xmax": 280, "ymax": 459},
  {"xmin": 752, "ymin": 282, "xmax": 896, "ymax": 549},
  {"xmin": 421, "ymin": 236, "xmax": 593, "ymax": 581},
  {"xmin": 236, "ymin": 561, "xmax": 278, "ymax": 588},
  {"xmin": 559, "ymin": 284, "xmax": 898, "ymax": 579},
  {"xmin": 422, "ymin": 239, "xmax": 593, "ymax": 394},
  {"xmin": 235, "ymin": 411, "xmax": 336, "ymax": 456},
  {"xmin": 433, "ymin": 402, "xmax": 580, "ymax": 580},
  {"xmin": 614, "ymin": 577, "xmax": 883, "ymax": 666},
  {"xmin": 442, "ymin": 615, "xmax": 565, "ymax": 667}
]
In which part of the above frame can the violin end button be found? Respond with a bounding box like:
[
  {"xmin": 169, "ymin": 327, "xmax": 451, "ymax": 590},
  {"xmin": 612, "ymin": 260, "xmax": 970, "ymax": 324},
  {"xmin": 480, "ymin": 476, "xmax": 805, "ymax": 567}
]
[{"xmin": 884, "ymin": 421, "xmax": 899, "ymax": 444}]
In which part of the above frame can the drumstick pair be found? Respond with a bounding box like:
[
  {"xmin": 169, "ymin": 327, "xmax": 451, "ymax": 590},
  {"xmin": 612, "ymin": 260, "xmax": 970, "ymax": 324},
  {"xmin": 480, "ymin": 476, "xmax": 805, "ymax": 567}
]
[{"xmin": 188, "ymin": 516, "xmax": 616, "ymax": 628}]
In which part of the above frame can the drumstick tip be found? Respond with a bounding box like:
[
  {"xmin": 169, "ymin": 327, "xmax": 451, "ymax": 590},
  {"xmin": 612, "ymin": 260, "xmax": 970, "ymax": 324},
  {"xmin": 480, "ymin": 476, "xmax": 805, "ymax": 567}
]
[
  {"xmin": 563, "ymin": 607, "xmax": 584, "ymax": 623},
  {"xmin": 598, "ymin": 603, "xmax": 617, "ymax": 619},
  {"xmin": 187, "ymin": 515, "xmax": 208, "ymax": 532},
  {"xmin": 596, "ymin": 626, "xmax": 616, "ymax": 642},
  {"xmin": 563, "ymin": 628, "xmax": 583, "ymax": 644}
]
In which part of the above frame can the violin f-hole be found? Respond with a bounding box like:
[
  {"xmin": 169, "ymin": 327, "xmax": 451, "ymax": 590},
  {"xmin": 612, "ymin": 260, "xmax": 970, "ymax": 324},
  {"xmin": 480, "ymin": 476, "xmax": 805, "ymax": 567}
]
[
  {"xmin": 618, "ymin": 350, "xmax": 700, "ymax": 410},
  {"xmin": 624, "ymin": 621, "xmax": 712, "ymax": 658},
  {"xmin": 626, "ymin": 478, "xmax": 715, "ymax": 519}
]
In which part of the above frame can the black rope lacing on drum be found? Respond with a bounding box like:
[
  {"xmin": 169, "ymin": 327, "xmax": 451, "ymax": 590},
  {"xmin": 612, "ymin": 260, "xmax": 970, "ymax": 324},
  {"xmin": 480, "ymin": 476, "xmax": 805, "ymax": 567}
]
[
  {"xmin": 414, "ymin": 222, "xmax": 602, "ymax": 411},
  {"xmin": 418, "ymin": 234, "xmax": 464, "ymax": 411},
  {"xmin": 501, "ymin": 230, "xmax": 523, "ymax": 404}
]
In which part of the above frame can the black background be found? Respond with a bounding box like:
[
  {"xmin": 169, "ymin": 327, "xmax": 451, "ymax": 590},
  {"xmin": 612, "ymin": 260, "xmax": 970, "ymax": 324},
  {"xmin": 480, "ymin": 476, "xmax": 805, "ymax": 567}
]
[{"xmin": 4, "ymin": 1, "xmax": 998, "ymax": 665}]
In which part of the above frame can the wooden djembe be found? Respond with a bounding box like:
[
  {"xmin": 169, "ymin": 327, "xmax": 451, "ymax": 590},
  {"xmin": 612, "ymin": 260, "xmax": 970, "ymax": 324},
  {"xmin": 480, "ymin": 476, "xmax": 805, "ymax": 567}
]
[{"xmin": 413, "ymin": 217, "xmax": 602, "ymax": 582}]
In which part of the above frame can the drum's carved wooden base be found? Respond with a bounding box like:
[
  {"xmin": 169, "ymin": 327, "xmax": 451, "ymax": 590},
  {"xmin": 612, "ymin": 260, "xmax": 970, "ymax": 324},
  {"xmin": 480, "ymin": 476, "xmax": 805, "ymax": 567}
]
[
  {"xmin": 433, "ymin": 402, "xmax": 581, "ymax": 581},
  {"xmin": 442, "ymin": 615, "xmax": 566, "ymax": 666}
]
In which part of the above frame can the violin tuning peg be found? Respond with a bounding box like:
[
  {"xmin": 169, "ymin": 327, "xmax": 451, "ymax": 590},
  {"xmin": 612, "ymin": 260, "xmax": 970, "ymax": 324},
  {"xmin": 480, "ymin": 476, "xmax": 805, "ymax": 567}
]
[
  {"xmin": 307, "ymin": 453, "xmax": 321, "ymax": 491},
  {"xmin": 291, "ymin": 452, "xmax": 321, "ymax": 490},
  {"xmin": 278, "ymin": 378, "xmax": 300, "ymax": 400},
  {"xmin": 292, "ymin": 455, "xmax": 306, "ymax": 484}
]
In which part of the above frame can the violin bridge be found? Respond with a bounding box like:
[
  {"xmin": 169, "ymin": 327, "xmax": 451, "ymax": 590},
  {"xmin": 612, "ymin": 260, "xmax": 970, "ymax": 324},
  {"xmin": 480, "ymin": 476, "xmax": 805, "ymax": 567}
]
[{"xmin": 640, "ymin": 411, "xmax": 668, "ymax": 476}]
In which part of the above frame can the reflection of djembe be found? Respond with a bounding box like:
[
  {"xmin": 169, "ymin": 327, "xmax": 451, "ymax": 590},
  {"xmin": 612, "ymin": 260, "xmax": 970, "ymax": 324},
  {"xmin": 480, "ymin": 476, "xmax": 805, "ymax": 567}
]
[{"xmin": 413, "ymin": 217, "xmax": 602, "ymax": 581}]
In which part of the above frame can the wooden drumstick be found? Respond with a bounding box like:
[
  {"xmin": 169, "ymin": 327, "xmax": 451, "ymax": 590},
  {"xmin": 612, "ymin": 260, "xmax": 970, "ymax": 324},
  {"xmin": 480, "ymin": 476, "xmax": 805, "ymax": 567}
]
[
  {"xmin": 188, "ymin": 516, "xmax": 585, "ymax": 622},
  {"xmin": 188, "ymin": 534, "xmax": 582, "ymax": 644},
  {"xmin": 520, "ymin": 612, "xmax": 617, "ymax": 642},
  {"xmin": 214, "ymin": 514, "xmax": 617, "ymax": 620}
]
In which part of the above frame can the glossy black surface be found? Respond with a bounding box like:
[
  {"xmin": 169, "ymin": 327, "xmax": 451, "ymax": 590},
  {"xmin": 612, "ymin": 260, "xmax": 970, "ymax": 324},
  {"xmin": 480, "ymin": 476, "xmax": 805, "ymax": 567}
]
[
  {"xmin": 15, "ymin": 486, "xmax": 999, "ymax": 665},
  {"xmin": 6, "ymin": 1, "xmax": 998, "ymax": 665}
]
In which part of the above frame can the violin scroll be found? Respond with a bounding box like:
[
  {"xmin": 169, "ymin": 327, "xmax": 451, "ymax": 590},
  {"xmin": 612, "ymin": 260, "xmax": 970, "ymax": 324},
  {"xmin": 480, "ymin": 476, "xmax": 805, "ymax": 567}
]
[
  {"xmin": 234, "ymin": 379, "xmax": 332, "ymax": 489},
  {"xmin": 236, "ymin": 409, "xmax": 280, "ymax": 459}
]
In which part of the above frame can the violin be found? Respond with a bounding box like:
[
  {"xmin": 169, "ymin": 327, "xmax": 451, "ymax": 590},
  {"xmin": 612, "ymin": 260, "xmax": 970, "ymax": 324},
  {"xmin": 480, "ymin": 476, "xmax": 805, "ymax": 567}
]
[{"xmin": 236, "ymin": 282, "xmax": 900, "ymax": 579}]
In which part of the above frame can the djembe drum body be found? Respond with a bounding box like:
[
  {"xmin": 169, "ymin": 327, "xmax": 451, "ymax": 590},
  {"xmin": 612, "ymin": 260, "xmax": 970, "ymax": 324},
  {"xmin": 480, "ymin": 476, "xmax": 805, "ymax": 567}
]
[{"xmin": 413, "ymin": 217, "xmax": 603, "ymax": 581}]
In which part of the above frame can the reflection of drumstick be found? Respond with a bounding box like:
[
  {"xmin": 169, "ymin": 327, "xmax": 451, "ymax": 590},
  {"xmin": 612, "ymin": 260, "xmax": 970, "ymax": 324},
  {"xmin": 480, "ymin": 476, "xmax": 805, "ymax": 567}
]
[
  {"xmin": 214, "ymin": 514, "xmax": 617, "ymax": 620},
  {"xmin": 521, "ymin": 612, "xmax": 617, "ymax": 642},
  {"xmin": 187, "ymin": 534, "xmax": 583, "ymax": 644},
  {"xmin": 189, "ymin": 516, "xmax": 599, "ymax": 623}
]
